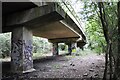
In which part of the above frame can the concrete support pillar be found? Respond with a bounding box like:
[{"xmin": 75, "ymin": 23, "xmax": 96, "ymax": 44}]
[
  {"xmin": 53, "ymin": 43, "xmax": 58, "ymax": 55},
  {"xmin": 68, "ymin": 43, "xmax": 72, "ymax": 55},
  {"xmin": 11, "ymin": 27, "xmax": 35, "ymax": 73},
  {"xmin": 68, "ymin": 43, "xmax": 76, "ymax": 55}
]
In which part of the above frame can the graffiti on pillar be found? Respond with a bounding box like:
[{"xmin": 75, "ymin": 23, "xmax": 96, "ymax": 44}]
[
  {"xmin": 11, "ymin": 39, "xmax": 33, "ymax": 71},
  {"xmin": 23, "ymin": 40, "xmax": 33, "ymax": 71},
  {"xmin": 11, "ymin": 39, "xmax": 24, "ymax": 71},
  {"xmin": 11, "ymin": 27, "xmax": 33, "ymax": 72}
]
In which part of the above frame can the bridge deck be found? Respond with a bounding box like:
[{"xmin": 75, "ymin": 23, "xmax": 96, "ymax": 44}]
[
  {"xmin": 2, "ymin": 2, "xmax": 86, "ymax": 43},
  {"xmin": 1, "ymin": 1, "xmax": 86, "ymax": 74}
]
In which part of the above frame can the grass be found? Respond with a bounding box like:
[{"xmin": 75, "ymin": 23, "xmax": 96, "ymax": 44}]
[
  {"xmin": 76, "ymin": 49, "xmax": 97, "ymax": 56},
  {"xmin": 33, "ymin": 52, "xmax": 52, "ymax": 59}
]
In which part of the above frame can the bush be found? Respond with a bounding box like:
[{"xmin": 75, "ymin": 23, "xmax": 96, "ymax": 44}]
[
  {"xmin": 0, "ymin": 33, "xmax": 11, "ymax": 58},
  {"xmin": 32, "ymin": 36, "xmax": 52, "ymax": 54},
  {"xmin": 0, "ymin": 33, "xmax": 52, "ymax": 58},
  {"xmin": 59, "ymin": 43, "xmax": 67, "ymax": 51}
]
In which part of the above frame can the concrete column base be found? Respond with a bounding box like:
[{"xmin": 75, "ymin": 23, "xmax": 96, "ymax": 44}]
[{"xmin": 23, "ymin": 68, "xmax": 36, "ymax": 73}]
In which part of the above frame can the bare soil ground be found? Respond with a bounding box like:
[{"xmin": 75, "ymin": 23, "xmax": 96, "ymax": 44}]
[{"xmin": 2, "ymin": 53, "xmax": 105, "ymax": 80}]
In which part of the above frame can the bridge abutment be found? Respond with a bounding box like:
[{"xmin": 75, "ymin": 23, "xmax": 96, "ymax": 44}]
[{"xmin": 11, "ymin": 27, "xmax": 35, "ymax": 73}]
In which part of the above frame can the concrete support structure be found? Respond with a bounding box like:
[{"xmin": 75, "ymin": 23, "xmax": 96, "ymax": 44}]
[
  {"xmin": 67, "ymin": 43, "xmax": 76, "ymax": 55},
  {"xmin": 2, "ymin": 2, "xmax": 86, "ymax": 74},
  {"xmin": 77, "ymin": 42, "xmax": 86, "ymax": 50},
  {"xmin": 68, "ymin": 43, "xmax": 72, "ymax": 55},
  {"xmin": 53, "ymin": 43, "xmax": 58, "ymax": 55},
  {"xmin": 11, "ymin": 27, "xmax": 35, "ymax": 73}
]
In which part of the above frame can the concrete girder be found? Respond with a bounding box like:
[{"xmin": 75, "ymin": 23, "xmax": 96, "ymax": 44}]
[
  {"xmin": 49, "ymin": 37, "xmax": 79, "ymax": 43},
  {"xmin": 2, "ymin": 2, "xmax": 86, "ymax": 43},
  {"xmin": 33, "ymin": 21, "xmax": 80, "ymax": 39},
  {"xmin": 2, "ymin": 3, "xmax": 65, "ymax": 32}
]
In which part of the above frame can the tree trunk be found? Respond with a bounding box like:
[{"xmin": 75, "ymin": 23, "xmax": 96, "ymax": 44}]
[
  {"xmin": 113, "ymin": 1, "xmax": 120, "ymax": 80},
  {"xmin": 103, "ymin": 47, "xmax": 108, "ymax": 80},
  {"xmin": 108, "ymin": 42, "xmax": 113, "ymax": 80},
  {"xmin": 98, "ymin": 2, "xmax": 111, "ymax": 80},
  {"xmin": 98, "ymin": 2, "xmax": 109, "ymax": 44}
]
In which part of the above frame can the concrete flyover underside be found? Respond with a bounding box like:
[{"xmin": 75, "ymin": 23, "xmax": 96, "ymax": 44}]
[
  {"xmin": 2, "ymin": 1, "xmax": 86, "ymax": 73},
  {"xmin": 2, "ymin": 2, "xmax": 86, "ymax": 43}
]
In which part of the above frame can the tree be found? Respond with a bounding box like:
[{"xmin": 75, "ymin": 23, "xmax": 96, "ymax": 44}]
[
  {"xmin": 0, "ymin": 33, "xmax": 11, "ymax": 58},
  {"xmin": 85, "ymin": 16, "xmax": 106, "ymax": 54},
  {"xmin": 98, "ymin": 2, "xmax": 112, "ymax": 80},
  {"xmin": 0, "ymin": 33, "xmax": 52, "ymax": 58},
  {"xmin": 113, "ymin": 2, "xmax": 120, "ymax": 80},
  {"xmin": 77, "ymin": 1, "xmax": 118, "ymax": 80}
]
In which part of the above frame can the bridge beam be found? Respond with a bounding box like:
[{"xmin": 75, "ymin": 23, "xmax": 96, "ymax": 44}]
[
  {"xmin": 11, "ymin": 27, "xmax": 35, "ymax": 73},
  {"xmin": 53, "ymin": 43, "xmax": 59, "ymax": 56},
  {"xmin": 48, "ymin": 37, "xmax": 78, "ymax": 43}
]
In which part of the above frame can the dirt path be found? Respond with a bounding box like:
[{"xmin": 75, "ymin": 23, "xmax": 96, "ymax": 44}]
[{"xmin": 2, "ymin": 53, "xmax": 105, "ymax": 80}]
